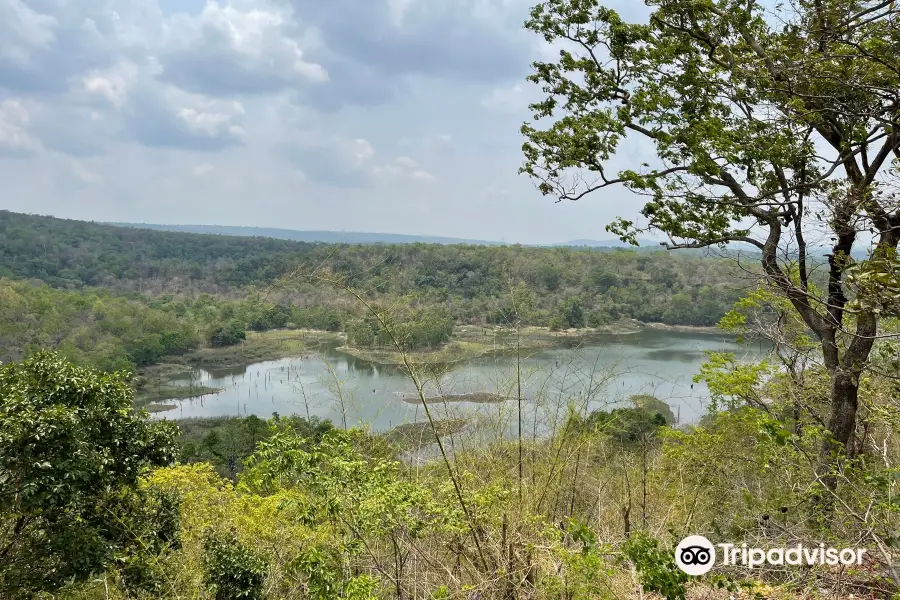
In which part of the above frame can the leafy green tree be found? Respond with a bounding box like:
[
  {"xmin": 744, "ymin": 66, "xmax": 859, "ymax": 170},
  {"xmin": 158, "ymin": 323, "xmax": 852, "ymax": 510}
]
[
  {"xmin": 622, "ymin": 531, "xmax": 689, "ymax": 600},
  {"xmin": 588, "ymin": 267, "xmax": 620, "ymax": 293},
  {"xmin": 0, "ymin": 352, "xmax": 178, "ymax": 597},
  {"xmin": 195, "ymin": 416, "xmax": 269, "ymax": 478},
  {"xmin": 110, "ymin": 486, "xmax": 182, "ymax": 596},
  {"xmin": 586, "ymin": 306, "xmax": 613, "ymax": 327},
  {"xmin": 346, "ymin": 318, "xmax": 378, "ymax": 348},
  {"xmin": 520, "ymin": 0, "xmax": 900, "ymax": 483},
  {"xmin": 566, "ymin": 299, "xmax": 585, "ymax": 328},
  {"xmin": 536, "ymin": 262, "xmax": 563, "ymax": 291},
  {"xmin": 240, "ymin": 428, "xmax": 447, "ymax": 598},
  {"xmin": 548, "ymin": 315, "xmax": 566, "ymax": 331},
  {"xmin": 209, "ymin": 320, "xmax": 247, "ymax": 348},
  {"xmin": 347, "ymin": 308, "xmax": 453, "ymax": 350}
]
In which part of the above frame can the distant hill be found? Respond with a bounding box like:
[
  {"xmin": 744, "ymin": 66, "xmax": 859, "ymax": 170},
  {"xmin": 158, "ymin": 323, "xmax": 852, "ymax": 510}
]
[
  {"xmin": 0, "ymin": 210, "xmax": 751, "ymax": 330},
  {"xmin": 107, "ymin": 223, "xmax": 507, "ymax": 246},
  {"xmin": 554, "ymin": 238, "xmax": 662, "ymax": 248},
  {"xmin": 108, "ymin": 222, "xmax": 670, "ymax": 249},
  {"xmin": 106, "ymin": 223, "xmax": 866, "ymax": 258}
]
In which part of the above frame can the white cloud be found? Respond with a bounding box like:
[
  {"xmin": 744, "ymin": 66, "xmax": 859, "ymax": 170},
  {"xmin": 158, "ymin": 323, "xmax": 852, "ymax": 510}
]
[
  {"xmin": 372, "ymin": 155, "xmax": 434, "ymax": 183},
  {"xmin": 285, "ymin": 136, "xmax": 377, "ymax": 187},
  {"xmin": 393, "ymin": 155, "xmax": 417, "ymax": 169},
  {"xmin": 0, "ymin": 1, "xmax": 57, "ymax": 65},
  {"xmin": 80, "ymin": 61, "xmax": 140, "ymax": 109},
  {"xmin": 191, "ymin": 162, "xmax": 215, "ymax": 176},
  {"xmin": 399, "ymin": 133, "xmax": 453, "ymax": 148},
  {"xmin": 481, "ymin": 83, "xmax": 525, "ymax": 113},
  {"xmin": 286, "ymin": 137, "xmax": 435, "ymax": 187},
  {"xmin": 386, "ymin": 0, "xmax": 416, "ymax": 27},
  {"xmin": 484, "ymin": 184, "xmax": 511, "ymax": 196},
  {"xmin": 0, "ymin": 0, "xmax": 162, "ymax": 93},
  {"xmin": 0, "ymin": 99, "xmax": 40, "ymax": 155},
  {"xmin": 123, "ymin": 83, "xmax": 246, "ymax": 150},
  {"xmin": 345, "ymin": 138, "xmax": 375, "ymax": 162},
  {"xmin": 71, "ymin": 159, "xmax": 103, "ymax": 184},
  {"xmin": 178, "ymin": 102, "xmax": 245, "ymax": 137},
  {"xmin": 159, "ymin": 1, "xmax": 328, "ymax": 95}
]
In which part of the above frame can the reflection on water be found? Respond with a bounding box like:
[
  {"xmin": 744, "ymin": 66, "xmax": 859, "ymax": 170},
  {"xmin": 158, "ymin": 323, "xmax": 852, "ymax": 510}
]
[
  {"xmin": 152, "ymin": 330, "xmax": 766, "ymax": 433},
  {"xmin": 643, "ymin": 348, "xmax": 706, "ymax": 363}
]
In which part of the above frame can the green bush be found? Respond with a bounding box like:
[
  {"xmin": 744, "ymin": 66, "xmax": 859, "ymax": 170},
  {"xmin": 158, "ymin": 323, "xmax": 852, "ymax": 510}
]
[
  {"xmin": 0, "ymin": 352, "xmax": 178, "ymax": 597},
  {"xmin": 586, "ymin": 407, "xmax": 667, "ymax": 446},
  {"xmin": 114, "ymin": 487, "xmax": 182, "ymax": 596},
  {"xmin": 548, "ymin": 316, "xmax": 565, "ymax": 331},
  {"xmin": 209, "ymin": 320, "xmax": 247, "ymax": 347},
  {"xmin": 347, "ymin": 309, "xmax": 453, "ymax": 350},
  {"xmin": 622, "ymin": 531, "xmax": 689, "ymax": 600},
  {"xmin": 203, "ymin": 530, "xmax": 268, "ymax": 600},
  {"xmin": 565, "ymin": 300, "xmax": 585, "ymax": 328},
  {"xmin": 630, "ymin": 395, "xmax": 676, "ymax": 425}
]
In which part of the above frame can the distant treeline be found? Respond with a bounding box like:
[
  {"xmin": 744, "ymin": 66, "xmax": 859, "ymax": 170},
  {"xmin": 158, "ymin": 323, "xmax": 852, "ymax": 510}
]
[
  {"xmin": 0, "ymin": 211, "xmax": 757, "ymax": 368},
  {"xmin": 0, "ymin": 280, "xmax": 348, "ymax": 371}
]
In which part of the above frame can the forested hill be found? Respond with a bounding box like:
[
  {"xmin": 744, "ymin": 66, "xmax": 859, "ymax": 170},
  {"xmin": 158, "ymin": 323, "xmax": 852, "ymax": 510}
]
[
  {"xmin": 0, "ymin": 210, "xmax": 752, "ymax": 328},
  {"xmin": 107, "ymin": 222, "xmax": 508, "ymax": 246},
  {"xmin": 107, "ymin": 221, "xmax": 670, "ymax": 248},
  {"xmin": 0, "ymin": 210, "xmax": 317, "ymax": 288}
]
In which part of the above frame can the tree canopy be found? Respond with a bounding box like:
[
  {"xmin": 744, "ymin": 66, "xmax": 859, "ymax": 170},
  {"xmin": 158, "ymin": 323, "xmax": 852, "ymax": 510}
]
[
  {"xmin": 0, "ymin": 352, "xmax": 178, "ymax": 596},
  {"xmin": 521, "ymin": 0, "xmax": 900, "ymax": 483}
]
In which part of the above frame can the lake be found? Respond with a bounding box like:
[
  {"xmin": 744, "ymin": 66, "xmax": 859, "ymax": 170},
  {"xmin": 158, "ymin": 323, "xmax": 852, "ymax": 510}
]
[{"xmin": 151, "ymin": 329, "xmax": 766, "ymax": 432}]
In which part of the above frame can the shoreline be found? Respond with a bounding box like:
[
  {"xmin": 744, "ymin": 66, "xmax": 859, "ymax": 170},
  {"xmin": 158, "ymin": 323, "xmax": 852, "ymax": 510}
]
[
  {"xmin": 137, "ymin": 321, "xmax": 724, "ymax": 378},
  {"xmin": 135, "ymin": 384, "xmax": 222, "ymax": 408},
  {"xmin": 641, "ymin": 322, "xmax": 722, "ymax": 334},
  {"xmin": 399, "ymin": 392, "xmax": 507, "ymax": 405},
  {"xmin": 171, "ymin": 328, "xmax": 344, "ymax": 369},
  {"xmin": 137, "ymin": 321, "xmax": 727, "ymax": 407},
  {"xmin": 333, "ymin": 321, "xmax": 723, "ymax": 367},
  {"xmin": 136, "ymin": 329, "xmax": 343, "ymax": 377}
]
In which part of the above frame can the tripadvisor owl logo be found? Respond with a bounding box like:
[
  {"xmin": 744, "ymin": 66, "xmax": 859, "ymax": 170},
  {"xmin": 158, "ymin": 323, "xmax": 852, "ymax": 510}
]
[{"xmin": 675, "ymin": 535, "xmax": 716, "ymax": 576}]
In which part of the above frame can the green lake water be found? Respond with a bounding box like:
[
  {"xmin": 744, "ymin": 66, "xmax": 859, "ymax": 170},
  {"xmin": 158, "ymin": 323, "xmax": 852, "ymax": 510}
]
[{"xmin": 151, "ymin": 329, "xmax": 766, "ymax": 432}]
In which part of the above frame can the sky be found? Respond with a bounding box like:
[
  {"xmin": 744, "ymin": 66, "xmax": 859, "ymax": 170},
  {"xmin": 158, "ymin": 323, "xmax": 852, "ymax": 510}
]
[{"xmin": 0, "ymin": 0, "xmax": 655, "ymax": 245}]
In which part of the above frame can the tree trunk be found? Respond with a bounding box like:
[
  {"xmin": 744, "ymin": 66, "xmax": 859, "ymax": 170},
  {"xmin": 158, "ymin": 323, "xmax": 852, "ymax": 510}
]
[
  {"xmin": 819, "ymin": 369, "xmax": 860, "ymax": 485},
  {"xmin": 817, "ymin": 312, "xmax": 876, "ymax": 490}
]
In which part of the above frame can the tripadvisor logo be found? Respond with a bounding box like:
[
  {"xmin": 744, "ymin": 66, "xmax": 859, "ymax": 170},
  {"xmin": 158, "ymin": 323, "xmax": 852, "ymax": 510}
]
[
  {"xmin": 674, "ymin": 535, "xmax": 867, "ymax": 575},
  {"xmin": 675, "ymin": 535, "xmax": 716, "ymax": 576}
]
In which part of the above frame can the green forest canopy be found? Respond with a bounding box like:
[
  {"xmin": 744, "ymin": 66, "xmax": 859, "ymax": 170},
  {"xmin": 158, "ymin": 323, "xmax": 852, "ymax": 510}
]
[
  {"xmin": 2, "ymin": 210, "xmax": 752, "ymax": 313},
  {"xmin": 0, "ymin": 210, "xmax": 766, "ymax": 371}
]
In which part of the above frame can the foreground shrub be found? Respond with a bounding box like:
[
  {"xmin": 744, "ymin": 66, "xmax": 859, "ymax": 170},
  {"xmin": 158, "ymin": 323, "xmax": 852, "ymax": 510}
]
[
  {"xmin": 203, "ymin": 530, "xmax": 268, "ymax": 600},
  {"xmin": 0, "ymin": 351, "xmax": 178, "ymax": 598}
]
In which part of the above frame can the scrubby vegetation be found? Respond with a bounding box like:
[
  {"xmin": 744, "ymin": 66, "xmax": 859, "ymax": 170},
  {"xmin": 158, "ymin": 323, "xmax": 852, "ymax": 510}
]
[
  {"xmin": 175, "ymin": 414, "xmax": 336, "ymax": 478},
  {"xmin": 3, "ymin": 344, "xmax": 900, "ymax": 599},
  {"xmin": 0, "ymin": 279, "xmax": 350, "ymax": 372},
  {"xmin": 346, "ymin": 309, "xmax": 455, "ymax": 351},
  {"xmin": 4, "ymin": 0, "xmax": 900, "ymax": 595},
  {"xmin": 0, "ymin": 278, "xmax": 202, "ymax": 372}
]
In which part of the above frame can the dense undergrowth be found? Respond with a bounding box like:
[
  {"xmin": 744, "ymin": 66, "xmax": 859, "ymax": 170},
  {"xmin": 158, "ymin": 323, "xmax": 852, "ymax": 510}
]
[{"xmin": 3, "ymin": 346, "xmax": 899, "ymax": 600}]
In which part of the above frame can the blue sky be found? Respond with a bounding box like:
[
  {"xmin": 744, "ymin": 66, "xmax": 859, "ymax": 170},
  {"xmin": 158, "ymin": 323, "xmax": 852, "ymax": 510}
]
[{"xmin": 0, "ymin": 0, "xmax": 655, "ymax": 244}]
